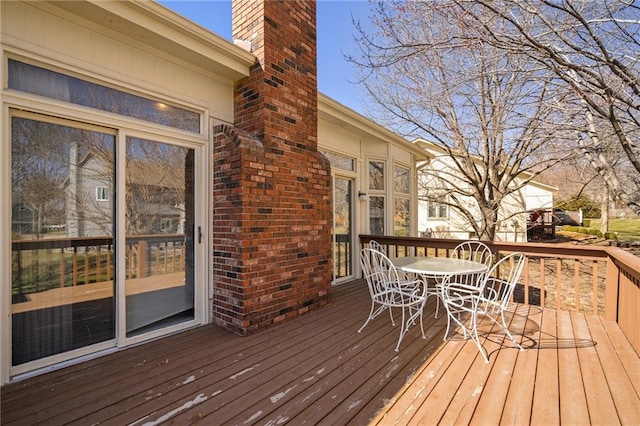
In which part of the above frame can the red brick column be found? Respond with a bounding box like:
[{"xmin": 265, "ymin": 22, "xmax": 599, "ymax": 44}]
[{"xmin": 212, "ymin": 0, "xmax": 332, "ymax": 335}]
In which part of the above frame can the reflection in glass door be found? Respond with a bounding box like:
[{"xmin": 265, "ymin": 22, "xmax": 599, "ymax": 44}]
[
  {"xmin": 9, "ymin": 115, "xmax": 199, "ymax": 373},
  {"xmin": 11, "ymin": 117, "xmax": 116, "ymax": 366},
  {"xmin": 333, "ymin": 176, "xmax": 354, "ymax": 280},
  {"xmin": 125, "ymin": 138, "xmax": 195, "ymax": 336}
]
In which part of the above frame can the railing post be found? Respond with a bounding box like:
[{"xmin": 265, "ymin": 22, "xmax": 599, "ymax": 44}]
[
  {"xmin": 137, "ymin": 240, "xmax": 148, "ymax": 278},
  {"xmin": 604, "ymin": 254, "xmax": 620, "ymax": 321}
]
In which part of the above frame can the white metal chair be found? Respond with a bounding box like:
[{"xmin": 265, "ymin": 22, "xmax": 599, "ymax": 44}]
[
  {"xmin": 368, "ymin": 239, "xmax": 386, "ymax": 254},
  {"xmin": 358, "ymin": 248, "xmax": 428, "ymax": 351},
  {"xmin": 450, "ymin": 240, "xmax": 494, "ymax": 265},
  {"xmin": 433, "ymin": 240, "xmax": 494, "ymax": 317},
  {"xmin": 369, "ymin": 239, "xmax": 413, "ymax": 281},
  {"xmin": 440, "ymin": 252, "xmax": 526, "ymax": 362}
]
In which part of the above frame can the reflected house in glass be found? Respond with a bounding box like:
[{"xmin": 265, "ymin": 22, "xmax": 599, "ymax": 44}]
[
  {"xmin": 63, "ymin": 143, "xmax": 186, "ymax": 238},
  {"xmin": 10, "ymin": 203, "xmax": 35, "ymax": 235},
  {"xmin": 63, "ymin": 134, "xmax": 115, "ymax": 238}
]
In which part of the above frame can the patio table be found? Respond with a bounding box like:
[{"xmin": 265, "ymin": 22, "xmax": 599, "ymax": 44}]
[
  {"xmin": 391, "ymin": 256, "xmax": 488, "ymax": 280},
  {"xmin": 391, "ymin": 256, "xmax": 489, "ymax": 319}
]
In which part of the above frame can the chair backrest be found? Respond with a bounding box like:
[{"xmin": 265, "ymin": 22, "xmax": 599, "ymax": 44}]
[
  {"xmin": 360, "ymin": 248, "xmax": 401, "ymax": 296},
  {"xmin": 451, "ymin": 241, "xmax": 493, "ymax": 266},
  {"xmin": 368, "ymin": 240, "xmax": 386, "ymax": 255},
  {"xmin": 481, "ymin": 252, "xmax": 526, "ymax": 310},
  {"xmin": 449, "ymin": 241, "xmax": 493, "ymax": 288}
]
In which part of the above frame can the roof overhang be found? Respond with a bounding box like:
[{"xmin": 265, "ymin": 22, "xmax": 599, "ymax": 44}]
[
  {"xmin": 319, "ymin": 94, "xmax": 431, "ymax": 162},
  {"xmin": 46, "ymin": 0, "xmax": 255, "ymax": 81}
]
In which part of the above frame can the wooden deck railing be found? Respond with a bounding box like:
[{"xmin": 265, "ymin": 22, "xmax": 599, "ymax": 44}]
[
  {"xmin": 11, "ymin": 234, "xmax": 186, "ymax": 297},
  {"xmin": 359, "ymin": 234, "xmax": 640, "ymax": 356}
]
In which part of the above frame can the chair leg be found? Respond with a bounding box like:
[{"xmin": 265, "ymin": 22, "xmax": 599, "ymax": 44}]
[
  {"xmin": 443, "ymin": 307, "xmax": 489, "ymax": 363},
  {"xmin": 469, "ymin": 313, "xmax": 489, "ymax": 363},
  {"xmin": 394, "ymin": 306, "xmax": 409, "ymax": 352},
  {"xmin": 359, "ymin": 302, "xmax": 392, "ymax": 333},
  {"xmin": 358, "ymin": 302, "xmax": 376, "ymax": 333},
  {"xmin": 394, "ymin": 301, "xmax": 426, "ymax": 352},
  {"xmin": 500, "ymin": 310, "xmax": 524, "ymax": 350}
]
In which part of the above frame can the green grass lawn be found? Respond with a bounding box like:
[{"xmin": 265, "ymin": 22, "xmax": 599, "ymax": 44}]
[{"xmin": 586, "ymin": 218, "xmax": 640, "ymax": 242}]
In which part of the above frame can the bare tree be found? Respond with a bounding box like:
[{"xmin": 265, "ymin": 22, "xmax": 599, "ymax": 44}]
[
  {"xmin": 457, "ymin": 0, "xmax": 640, "ymax": 214},
  {"xmin": 349, "ymin": 1, "xmax": 574, "ymax": 240},
  {"xmin": 12, "ymin": 119, "xmax": 69, "ymax": 238}
]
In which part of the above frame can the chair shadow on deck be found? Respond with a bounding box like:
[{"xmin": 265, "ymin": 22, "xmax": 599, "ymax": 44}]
[{"xmin": 444, "ymin": 304, "xmax": 597, "ymax": 360}]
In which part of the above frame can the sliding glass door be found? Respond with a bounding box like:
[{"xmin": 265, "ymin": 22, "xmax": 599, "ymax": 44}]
[
  {"xmin": 10, "ymin": 113, "xmax": 201, "ymax": 373},
  {"xmin": 11, "ymin": 116, "xmax": 116, "ymax": 366},
  {"xmin": 124, "ymin": 138, "xmax": 195, "ymax": 336}
]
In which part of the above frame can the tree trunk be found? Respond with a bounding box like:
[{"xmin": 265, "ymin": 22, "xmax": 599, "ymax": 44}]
[
  {"xmin": 600, "ymin": 192, "xmax": 609, "ymax": 235},
  {"xmin": 578, "ymin": 110, "xmax": 640, "ymax": 216}
]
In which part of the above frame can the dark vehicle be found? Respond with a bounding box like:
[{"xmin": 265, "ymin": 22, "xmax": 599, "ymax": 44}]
[{"xmin": 554, "ymin": 208, "xmax": 581, "ymax": 226}]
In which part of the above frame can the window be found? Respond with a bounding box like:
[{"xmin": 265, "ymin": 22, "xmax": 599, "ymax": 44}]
[
  {"xmin": 428, "ymin": 196, "xmax": 449, "ymax": 219},
  {"xmin": 369, "ymin": 196, "xmax": 385, "ymax": 235},
  {"xmin": 9, "ymin": 59, "xmax": 200, "ymax": 133},
  {"xmin": 368, "ymin": 161, "xmax": 385, "ymax": 234},
  {"xmin": 322, "ymin": 151, "xmax": 354, "ymax": 171},
  {"xmin": 369, "ymin": 161, "xmax": 385, "ymax": 190},
  {"xmin": 160, "ymin": 217, "xmax": 173, "ymax": 233},
  {"xmin": 394, "ymin": 165, "xmax": 410, "ymax": 236},
  {"xmin": 96, "ymin": 186, "xmax": 110, "ymax": 201},
  {"xmin": 394, "ymin": 166, "xmax": 410, "ymax": 193},
  {"xmin": 394, "ymin": 198, "xmax": 410, "ymax": 236}
]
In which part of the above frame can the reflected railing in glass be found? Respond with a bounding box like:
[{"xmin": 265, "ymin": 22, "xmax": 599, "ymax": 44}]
[{"xmin": 11, "ymin": 234, "xmax": 186, "ymax": 312}]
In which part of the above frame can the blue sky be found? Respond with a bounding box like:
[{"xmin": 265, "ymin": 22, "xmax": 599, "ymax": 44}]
[{"xmin": 158, "ymin": 0, "xmax": 373, "ymax": 115}]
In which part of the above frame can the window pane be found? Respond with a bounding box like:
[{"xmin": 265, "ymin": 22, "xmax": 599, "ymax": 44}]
[
  {"xmin": 322, "ymin": 151, "xmax": 354, "ymax": 171},
  {"xmin": 369, "ymin": 196, "xmax": 385, "ymax": 235},
  {"xmin": 11, "ymin": 117, "xmax": 115, "ymax": 365},
  {"xmin": 125, "ymin": 138, "xmax": 195, "ymax": 336},
  {"xmin": 394, "ymin": 198, "xmax": 410, "ymax": 236},
  {"xmin": 439, "ymin": 204, "xmax": 448, "ymax": 218},
  {"xmin": 9, "ymin": 60, "xmax": 200, "ymax": 133},
  {"xmin": 333, "ymin": 177, "xmax": 353, "ymax": 278},
  {"xmin": 394, "ymin": 166, "xmax": 409, "ymax": 193},
  {"xmin": 369, "ymin": 161, "xmax": 384, "ymax": 190}
]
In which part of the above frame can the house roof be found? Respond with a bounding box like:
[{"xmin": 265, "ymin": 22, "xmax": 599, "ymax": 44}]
[{"xmin": 412, "ymin": 138, "xmax": 558, "ymax": 192}]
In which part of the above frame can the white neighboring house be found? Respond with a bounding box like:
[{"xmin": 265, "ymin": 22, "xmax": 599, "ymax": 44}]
[{"xmin": 414, "ymin": 139, "xmax": 556, "ymax": 242}]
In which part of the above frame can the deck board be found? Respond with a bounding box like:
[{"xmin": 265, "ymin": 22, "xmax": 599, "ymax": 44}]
[
  {"xmin": 500, "ymin": 305, "xmax": 540, "ymax": 425},
  {"xmin": 557, "ymin": 309, "xmax": 590, "ymax": 425},
  {"xmin": 2, "ymin": 280, "xmax": 640, "ymax": 426},
  {"xmin": 573, "ymin": 311, "xmax": 619, "ymax": 425},
  {"xmin": 586, "ymin": 313, "xmax": 640, "ymax": 425},
  {"xmin": 531, "ymin": 307, "xmax": 561, "ymax": 425}
]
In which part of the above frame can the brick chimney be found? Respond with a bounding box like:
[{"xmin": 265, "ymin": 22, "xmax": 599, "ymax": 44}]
[{"xmin": 212, "ymin": 0, "xmax": 333, "ymax": 335}]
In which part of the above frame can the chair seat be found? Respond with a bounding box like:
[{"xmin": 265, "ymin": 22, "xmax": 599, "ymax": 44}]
[{"xmin": 373, "ymin": 288, "xmax": 426, "ymax": 308}]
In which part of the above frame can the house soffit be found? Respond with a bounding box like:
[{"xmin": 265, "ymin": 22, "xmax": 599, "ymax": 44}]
[
  {"xmin": 319, "ymin": 94, "xmax": 430, "ymax": 162},
  {"xmin": 46, "ymin": 0, "xmax": 254, "ymax": 81}
]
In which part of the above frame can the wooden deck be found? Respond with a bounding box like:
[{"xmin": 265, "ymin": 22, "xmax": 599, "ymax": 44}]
[{"xmin": 2, "ymin": 280, "xmax": 639, "ymax": 425}]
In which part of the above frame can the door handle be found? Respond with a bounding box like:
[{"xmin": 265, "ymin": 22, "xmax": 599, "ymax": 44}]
[{"xmin": 198, "ymin": 226, "xmax": 202, "ymax": 244}]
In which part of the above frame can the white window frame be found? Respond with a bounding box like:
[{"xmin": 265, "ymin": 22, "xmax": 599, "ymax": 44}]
[{"xmin": 96, "ymin": 186, "xmax": 110, "ymax": 201}]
